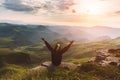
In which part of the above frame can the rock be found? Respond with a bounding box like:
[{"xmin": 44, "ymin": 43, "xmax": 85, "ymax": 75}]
[
  {"xmin": 30, "ymin": 65, "xmax": 47, "ymax": 72},
  {"xmin": 60, "ymin": 62, "xmax": 79, "ymax": 70},
  {"xmin": 88, "ymin": 57, "xmax": 96, "ymax": 62},
  {"xmin": 94, "ymin": 49, "xmax": 111, "ymax": 62},
  {"xmin": 99, "ymin": 60, "xmax": 110, "ymax": 66},
  {"xmin": 96, "ymin": 50, "xmax": 111, "ymax": 56},
  {"xmin": 95, "ymin": 55, "xmax": 106, "ymax": 62},
  {"xmin": 41, "ymin": 61, "xmax": 79, "ymax": 70},
  {"xmin": 108, "ymin": 48, "xmax": 120, "ymax": 54},
  {"xmin": 109, "ymin": 62, "xmax": 118, "ymax": 66},
  {"xmin": 41, "ymin": 61, "xmax": 51, "ymax": 67},
  {"xmin": 98, "ymin": 57, "xmax": 120, "ymax": 66},
  {"xmin": 89, "ymin": 49, "xmax": 120, "ymax": 66},
  {"xmin": 108, "ymin": 49, "xmax": 116, "ymax": 54},
  {"xmin": 116, "ymin": 49, "xmax": 120, "ymax": 52},
  {"xmin": 106, "ymin": 57, "xmax": 120, "ymax": 62},
  {"xmin": 30, "ymin": 61, "xmax": 80, "ymax": 72}
]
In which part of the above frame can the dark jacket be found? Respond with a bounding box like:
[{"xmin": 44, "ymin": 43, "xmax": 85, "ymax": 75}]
[{"xmin": 43, "ymin": 40, "xmax": 73, "ymax": 66}]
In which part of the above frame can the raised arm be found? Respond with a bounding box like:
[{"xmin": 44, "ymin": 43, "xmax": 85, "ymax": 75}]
[
  {"xmin": 61, "ymin": 40, "xmax": 74, "ymax": 54},
  {"xmin": 41, "ymin": 37, "xmax": 53, "ymax": 52}
]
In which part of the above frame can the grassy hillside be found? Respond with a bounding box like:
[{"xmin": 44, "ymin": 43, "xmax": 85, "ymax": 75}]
[
  {"xmin": 0, "ymin": 61, "xmax": 120, "ymax": 80},
  {"xmin": 1, "ymin": 23, "xmax": 120, "ymax": 79},
  {"xmin": 0, "ymin": 23, "xmax": 62, "ymax": 46},
  {"xmin": 1, "ymin": 37, "xmax": 119, "ymax": 65},
  {"xmin": 0, "ymin": 37, "xmax": 120, "ymax": 80}
]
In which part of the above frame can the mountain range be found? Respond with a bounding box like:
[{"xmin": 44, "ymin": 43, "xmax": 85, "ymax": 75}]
[{"xmin": 0, "ymin": 23, "xmax": 120, "ymax": 47}]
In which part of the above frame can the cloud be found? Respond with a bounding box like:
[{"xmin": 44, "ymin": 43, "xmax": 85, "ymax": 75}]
[
  {"xmin": 3, "ymin": 0, "xmax": 34, "ymax": 12},
  {"xmin": 2, "ymin": 0, "xmax": 74, "ymax": 14},
  {"xmin": 115, "ymin": 11, "xmax": 120, "ymax": 14}
]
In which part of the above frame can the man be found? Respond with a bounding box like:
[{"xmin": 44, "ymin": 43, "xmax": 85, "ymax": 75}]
[{"xmin": 41, "ymin": 38, "xmax": 74, "ymax": 66}]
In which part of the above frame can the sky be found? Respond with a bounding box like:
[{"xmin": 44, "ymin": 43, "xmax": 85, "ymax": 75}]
[{"xmin": 0, "ymin": 0, "xmax": 120, "ymax": 27}]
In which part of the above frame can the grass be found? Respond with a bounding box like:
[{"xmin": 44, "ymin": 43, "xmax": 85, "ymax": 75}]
[
  {"xmin": 0, "ymin": 48, "xmax": 13, "ymax": 55},
  {"xmin": 9, "ymin": 63, "xmax": 119, "ymax": 80},
  {"xmin": 79, "ymin": 63, "xmax": 120, "ymax": 80},
  {"xmin": 0, "ymin": 64, "xmax": 28, "ymax": 80},
  {"xmin": 1, "ymin": 38, "xmax": 120, "ymax": 80},
  {"xmin": 0, "ymin": 37, "xmax": 13, "ymax": 43},
  {"xmin": 66, "ymin": 57, "xmax": 91, "ymax": 64}
]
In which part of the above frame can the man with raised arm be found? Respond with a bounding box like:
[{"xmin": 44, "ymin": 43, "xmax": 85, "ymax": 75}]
[{"xmin": 41, "ymin": 37, "xmax": 74, "ymax": 66}]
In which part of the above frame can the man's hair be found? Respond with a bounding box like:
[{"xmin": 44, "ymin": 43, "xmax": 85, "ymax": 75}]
[{"xmin": 56, "ymin": 43, "xmax": 61, "ymax": 51}]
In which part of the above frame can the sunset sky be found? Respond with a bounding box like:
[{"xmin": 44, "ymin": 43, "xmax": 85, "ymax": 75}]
[{"xmin": 0, "ymin": 0, "xmax": 120, "ymax": 27}]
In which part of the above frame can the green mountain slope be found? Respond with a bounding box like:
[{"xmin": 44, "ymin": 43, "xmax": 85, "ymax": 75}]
[{"xmin": 1, "ymin": 23, "xmax": 120, "ymax": 80}]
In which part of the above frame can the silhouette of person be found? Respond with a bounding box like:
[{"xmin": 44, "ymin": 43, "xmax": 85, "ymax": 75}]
[{"xmin": 41, "ymin": 37, "xmax": 74, "ymax": 66}]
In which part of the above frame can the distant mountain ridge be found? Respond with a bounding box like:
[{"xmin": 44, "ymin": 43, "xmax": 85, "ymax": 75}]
[
  {"xmin": 0, "ymin": 23, "xmax": 63, "ymax": 48},
  {"xmin": 0, "ymin": 23, "xmax": 120, "ymax": 46},
  {"xmin": 48, "ymin": 25, "xmax": 120, "ymax": 41}
]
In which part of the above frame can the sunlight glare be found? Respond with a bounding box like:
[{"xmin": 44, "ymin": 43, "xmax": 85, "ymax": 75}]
[{"xmin": 73, "ymin": 0, "xmax": 104, "ymax": 15}]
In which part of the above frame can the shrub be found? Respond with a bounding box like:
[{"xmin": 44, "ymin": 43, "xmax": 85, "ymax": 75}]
[
  {"xmin": 115, "ymin": 53, "xmax": 120, "ymax": 57},
  {"xmin": 79, "ymin": 62, "xmax": 99, "ymax": 72}
]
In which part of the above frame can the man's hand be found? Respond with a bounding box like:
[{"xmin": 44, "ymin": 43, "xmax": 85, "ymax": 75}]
[
  {"xmin": 70, "ymin": 40, "xmax": 74, "ymax": 44},
  {"xmin": 41, "ymin": 37, "xmax": 45, "ymax": 41}
]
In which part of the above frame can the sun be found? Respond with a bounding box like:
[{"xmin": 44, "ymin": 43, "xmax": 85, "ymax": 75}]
[
  {"xmin": 73, "ymin": 0, "xmax": 104, "ymax": 15},
  {"xmin": 85, "ymin": 5, "xmax": 101, "ymax": 15}
]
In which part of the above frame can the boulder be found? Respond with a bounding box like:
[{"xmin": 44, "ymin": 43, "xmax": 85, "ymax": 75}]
[
  {"xmin": 89, "ymin": 49, "xmax": 120, "ymax": 66},
  {"xmin": 95, "ymin": 55, "xmax": 106, "ymax": 62},
  {"xmin": 94, "ymin": 49, "xmax": 111, "ymax": 62},
  {"xmin": 98, "ymin": 57, "xmax": 120, "ymax": 66}
]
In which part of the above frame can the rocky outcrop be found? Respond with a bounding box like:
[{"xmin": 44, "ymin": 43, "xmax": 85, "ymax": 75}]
[
  {"xmin": 89, "ymin": 49, "xmax": 120, "ymax": 66},
  {"xmin": 89, "ymin": 49, "xmax": 111, "ymax": 62},
  {"xmin": 98, "ymin": 57, "xmax": 120, "ymax": 66},
  {"xmin": 108, "ymin": 48, "xmax": 120, "ymax": 54}
]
